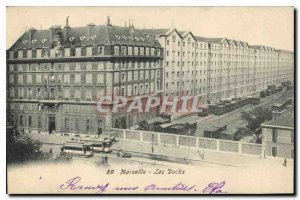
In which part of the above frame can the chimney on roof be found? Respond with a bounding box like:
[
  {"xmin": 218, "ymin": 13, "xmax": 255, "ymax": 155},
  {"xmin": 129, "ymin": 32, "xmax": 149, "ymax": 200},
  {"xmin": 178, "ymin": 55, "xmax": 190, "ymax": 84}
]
[
  {"xmin": 28, "ymin": 27, "xmax": 37, "ymax": 42},
  {"xmin": 106, "ymin": 16, "xmax": 112, "ymax": 26},
  {"xmin": 63, "ymin": 16, "xmax": 71, "ymax": 42},
  {"xmin": 49, "ymin": 26, "xmax": 54, "ymax": 43},
  {"xmin": 129, "ymin": 19, "xmax": 134, "ymax": 31},
  {"xmin": 87, "ymin": 23, "xmax": 95, "ymax": 40}
]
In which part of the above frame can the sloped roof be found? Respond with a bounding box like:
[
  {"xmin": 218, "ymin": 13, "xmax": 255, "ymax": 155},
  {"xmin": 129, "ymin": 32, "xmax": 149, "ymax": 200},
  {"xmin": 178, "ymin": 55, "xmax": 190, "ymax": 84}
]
[
  {"xmin": 205, "ymin": 38, "xmax": 224, "ymax": 44},
  {"xmin": 142, "ymin": 28, "xmax": 170, "ymax": 35},
  {"xmin": 262, "ymin": 111, "xmax": 294, "ymax": 129},
  {"xmin": 9, "ymin": 24, "xmax": 161, "ymax": 50},
  {"xmin": 195, "ymin": 36, "xmax": 209, "ymax": 42},
  {"xmin": 249, "ymin": 45, "xmax": 262, "ymax": 50}
]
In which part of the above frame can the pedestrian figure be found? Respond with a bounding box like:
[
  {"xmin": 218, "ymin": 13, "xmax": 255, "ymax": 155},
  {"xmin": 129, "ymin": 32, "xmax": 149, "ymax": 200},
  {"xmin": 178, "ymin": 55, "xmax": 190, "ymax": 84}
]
[
  {"xmin": 283, "ymin": 158, "xmax": 287, "ymax": 167},
  {"xmin": 198, "ymin": 150, "xmax": 205, "ymax": 160},
  {"xmin": 119, "ymin": 148, "xmax": 123, "ymax": 157},
  {"xmin": 104, "ymin": 156, "xmax": 108, "ymax": 164},
  {"xmin": 49, "ymin": 148, "xmax": 53, "ymax": 154}
]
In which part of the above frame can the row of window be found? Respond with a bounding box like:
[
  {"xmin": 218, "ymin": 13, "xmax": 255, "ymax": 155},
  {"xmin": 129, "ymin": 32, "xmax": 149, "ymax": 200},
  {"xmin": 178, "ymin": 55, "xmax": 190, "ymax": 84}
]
[
  {"xmin": 9, "ymin": 69, "xmax": 160, "ymax": 85},
  {"xmin": 9, "ymin": 73, "xmax": 104, "ymax": 84},
  {"xmin": 9, "ymin": 87, "xmax": 104, "ymax": 100},
  {"xmin": 10, "ymin": 103, "xmax": 97, "ymax": 114},
  {"xmin": 9, "ymin": 81, "xmax": 161, "ymax": 100},
  {"xmin": 114, "ymin": 82, "xmax": 156, "ymax": 97},
  {"xmin": 9, "ymin": 45, "xmax": 161, "ymax": 59},
  {"xmin": 8, "ymin": 61, "xmax": 160, "ymax": 72},
  {"xmin": 15, "ymin": 114, "xmax": 101, "ymax": 133},
  {"xmin": 113, "ymin": 46, "xmax": 160, "ymax": 56}
]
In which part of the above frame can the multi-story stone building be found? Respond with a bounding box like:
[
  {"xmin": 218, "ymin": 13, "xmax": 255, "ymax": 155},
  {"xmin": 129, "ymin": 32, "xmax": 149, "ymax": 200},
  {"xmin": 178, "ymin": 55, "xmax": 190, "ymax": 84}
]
[
  {"xmin": 145, "ymin": 28, "xmax": 294, "ymax": 106},
  {"xmin": 6, "ymin": 17, "xmax": 163, "ymax": 134},
  {"xmin": 261, "ymin": 111, "xmax": 294, "ymax": 159},
  {"xmin": 7, "ymin": 20, "xmax": 294, "ymax": 134}
]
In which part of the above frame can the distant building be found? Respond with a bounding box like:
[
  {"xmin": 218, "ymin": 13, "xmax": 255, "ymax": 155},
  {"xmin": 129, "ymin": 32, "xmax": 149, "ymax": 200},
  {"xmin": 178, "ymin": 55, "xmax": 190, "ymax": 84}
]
[
  {"xmin": 261, "ymin": 112, "xmax": 294, "ymax": 159},
  {"xmin": 143, "ymin": 28, "xmax": 294, "ymax": 119}
]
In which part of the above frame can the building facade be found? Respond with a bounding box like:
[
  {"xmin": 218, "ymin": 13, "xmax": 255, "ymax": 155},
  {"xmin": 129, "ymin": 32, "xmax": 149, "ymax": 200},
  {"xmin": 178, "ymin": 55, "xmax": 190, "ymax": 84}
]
[
  {"xmin": 261, "ymin": 112, "xmax": 294, "ymax": 159},
  {"xmin": 7, "ymin": 19, "xmax": 294, "ymax": 135},
  {"xmin": 7, "ymin": 18, "xmax": 163, "ymax": 135},
  {"xmin": 145, "ymin": 28, "xmax": 294, "ymax": 105}
]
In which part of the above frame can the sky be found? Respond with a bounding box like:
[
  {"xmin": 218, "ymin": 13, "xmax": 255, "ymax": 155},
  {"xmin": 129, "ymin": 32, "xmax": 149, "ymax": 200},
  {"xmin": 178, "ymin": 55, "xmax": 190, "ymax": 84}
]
[{"xmin": 6, "ymin": 6, "xmax": 294, "ymax": 51}]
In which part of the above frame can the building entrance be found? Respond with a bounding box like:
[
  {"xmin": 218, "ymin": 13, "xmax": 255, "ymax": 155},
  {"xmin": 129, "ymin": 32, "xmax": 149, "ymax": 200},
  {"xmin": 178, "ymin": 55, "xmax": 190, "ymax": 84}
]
[{"xmin": 48, "ymin": 116, "xmax": 56, "ymax": 134}]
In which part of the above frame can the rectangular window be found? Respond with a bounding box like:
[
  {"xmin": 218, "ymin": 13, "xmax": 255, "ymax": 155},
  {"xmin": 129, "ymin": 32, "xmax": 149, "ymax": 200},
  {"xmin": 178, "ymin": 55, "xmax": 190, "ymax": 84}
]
[
  {"xmin": 65, "ymin": 48, "xmax": 70, "ymax": 57},
  {"xmin": 291, "ymin": 131, "xmax": 294, "ymax": 143},
  {"xmin": 18, "ymin": 50, "xmax": 23, "ymax": 59},
  {"xmin": 9, "ymin": 51, "xmax": 14, "ymax": 59},
  {"xmin": 272, "ymin": 129, "xmax": 278, "ymax": 142},
  {"xmin": 63, "ymin": 74, "xmax": 70, "ymax": 83},
  {"xmin": 86, "ymin": 74, "xmax": 92, "ymax": 84},
  {"xmin": 128, "ymin": 46, "xmax": 133, "ymax": 55},
  {"xmin": 27, "ymin": 74, "xmax": 32, "ymax": 84},
  {"xmin": 86, "ymin": 62, "xmax": 92, "ymax": 70},
  {"xmin": 140, "ymin": 47, "xmax": 144, "ymax": 55},
  {"xmin": 18, "ymin": 75, "xmax": 23, "ymax": 84},
  {"xmin": 28, "ymin": 116, "xmax": 32, "ymax": 126},
  {"xmin": 75, "ymin": 47, "xmax": 81, "ymax": 56},
  {"xmin": 64, "ymin": 88, "xmax": 70, "ymax": 98},
  {"xmin": 28, "ymin": 103, "xmax": 33, "ymax": 110},
  {"xmin": 86, "ymin": 90, "xmax": 92, "ymax": 100},
  {"xmin": 291, "ymin": 149, "xmax": 294, "ymax": 159},
  {"xmin": 75, "ymin": 74, "xmax": 81, "ymax": 83},
  {"xmin": 121, "ymin": 46, "xmax": 127, "ymax": 55},
  {"xmin": 36, "ymin": 74, "xmax": 42, "ymax": 83},
  {"xmin": 50, "ymin": 49, "xmax": 55, "ymax": 57},
  {"xmin": 86, "ymin": 47, "xmax": 93, "ymax": 56},
  {"xmin": 140, "ymin": 71, "xmax": 144, "ymax": 80},
  {"xmin": 9, "ymin": 64, "xmax": 14, "ymax": 72},
  {"xmin": 97, "ymin": 46, "xmax": 104, "ymax": 55},
  {"xmin": 28, "ymin": 88, "xmax": 32, "ymax": 97},
  {"xmin": 114, "ymin": 72, "xmax": 119, "ymax": 83},
  {"xmin": 9, "ymin": 74, "xmax": 14, "ymax": 84},
  {"xmin": 10, "ymin": 88, "xmax": 14, "ymax": 98},
  {"xmin": 65, "ymin": 105, "xmax": 70, "ymax": 113},
  {"xmin": 97, "ymin": 88, "xmax": 104, "ymax": 98},
  {"xmin": 27, "ymin": 50, "xmax": 32, "ymax": 58},
  {"xmin": 37, "ymin": 49, "xmax": 42, "ymax": 58},
  {"xmin": 271, "ymin": 146, "xmax": 277, "ymax": 157},
  {"xmin": 134, "ymin": 47, "xmax": 139, "ymax": 55},
  {"xmin": 75, "ymin": 89, "xmax": 81, "ymax": 100},
  {"xmin": 97, "ymin": 73, "xmax": 104, "ymax": 84},
  {"xmin": 19, "ymin": 88, "xmax": 24, "ymax": 98},
  {"xmin": 114, "ymin": 46, "xmax": 120, "ymax": 55},
  {"xmin": 20, "ymin": 103, "xmax": 24, "ymax": 110}
]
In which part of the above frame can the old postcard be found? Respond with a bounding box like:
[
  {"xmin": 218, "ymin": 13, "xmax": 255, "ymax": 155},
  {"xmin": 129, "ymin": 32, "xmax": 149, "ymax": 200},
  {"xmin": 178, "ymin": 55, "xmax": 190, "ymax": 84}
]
[{"xmin": 6, "ymin": 6, "xmax": 295, "ymax": 194}]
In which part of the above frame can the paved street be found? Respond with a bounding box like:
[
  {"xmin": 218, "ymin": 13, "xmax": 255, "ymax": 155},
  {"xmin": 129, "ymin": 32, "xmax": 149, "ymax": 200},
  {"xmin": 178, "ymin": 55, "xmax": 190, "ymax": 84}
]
[{"xmin": 28, "ymin": 131, "xmax": 293, "ymax": 169}]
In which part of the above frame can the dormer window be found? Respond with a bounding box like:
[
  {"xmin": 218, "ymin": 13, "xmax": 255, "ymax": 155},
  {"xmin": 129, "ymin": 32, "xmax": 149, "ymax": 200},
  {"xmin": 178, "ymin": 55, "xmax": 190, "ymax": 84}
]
[
  {"xmin": 69, "ymin": 37, "xmax": 75, "ymax": 42},
  {"xmin": 32, "ymin": 39, "xmax": 37, "ymax": 44},
  {"xmin": 91, "ymin": 35, "xmax": 96, "ymax": 40},
  {"xmin": 41, "ymin": 39, "xmax": 47, "ymax": 43},
  {"xmin": 80, "ymin": 36, "xmax": 86, "ymax": 41},
  {"xmin": 23, "ymin": 40, "xmax": 28, "ymax": 45}
]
